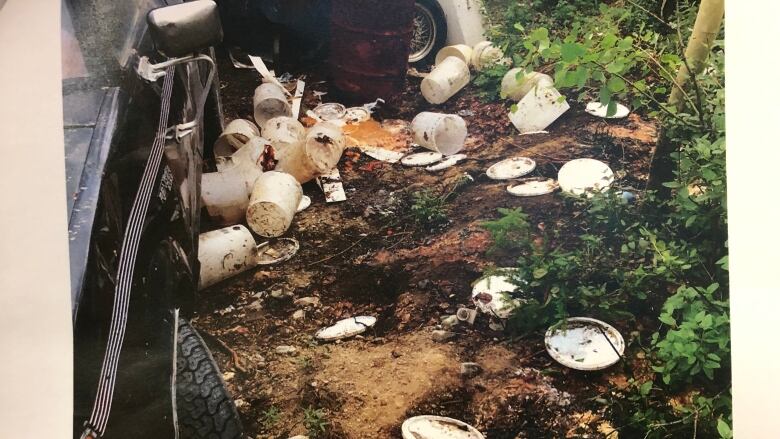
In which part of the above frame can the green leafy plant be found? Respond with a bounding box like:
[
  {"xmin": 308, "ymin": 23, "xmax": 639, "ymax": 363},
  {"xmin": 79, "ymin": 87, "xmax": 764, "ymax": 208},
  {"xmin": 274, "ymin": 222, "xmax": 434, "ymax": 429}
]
[
  {"xmin": 260, "ymin": 405, "xmax": 281, "ymax": 431},
  {"xmin": 410, "ymin": 189, "xmax": 449, "ymax": 227},
  {"xmin": 302, "ymin": 406, "xmax": 330, "ymax": 438}
]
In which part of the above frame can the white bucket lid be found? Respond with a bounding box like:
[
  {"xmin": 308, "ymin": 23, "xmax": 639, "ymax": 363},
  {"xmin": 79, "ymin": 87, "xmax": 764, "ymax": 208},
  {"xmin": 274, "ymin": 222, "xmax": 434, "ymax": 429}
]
[
  {"xmin": 401, "ymin": 416, "xmax": 484, "ymax": 439},
  {"xmin": 296, "ymin": 195, "xmax": 311, "ymax": 212},
  {"xmin": 313, "ymin": 103, "xmax": 347, "ymax": 121},
  {"xmin": 426, "ymin": 154, "xmax": 467, "ymax": 172},
  {"xmin": 363, "ymin": 147, "xmax": 406, "ymax": 163},
  {"xmin": 558, "ymin": 158, "xmax": 615, "ymax": 197},
  {"xmin": 315, "ymin": 316, "xmax": 377, "ymax": 341},
  {"xmin": 486, "ymin": 157, "xmax": 536, "ymax": 180},
  {"xmin": 401, "ymin": 151, "xmax": 444, "ymax": 167},
  {"xmin": 471, "ymin": 270, "xmax": 524, "ymax": 319},
  {"xmin": 507, "ymin": 178, "xmax": 559, "ymax": 197},
  {"xmin": 585, "ymin": 102, "xmax": 630, "ymax": 119},
  {"xmin": 256, "ymin": 238, "xmax": 299, "ymax": 265},
  {"xmin": 545, "ymin": 317, "xmax": 625, "ymax": 371}
]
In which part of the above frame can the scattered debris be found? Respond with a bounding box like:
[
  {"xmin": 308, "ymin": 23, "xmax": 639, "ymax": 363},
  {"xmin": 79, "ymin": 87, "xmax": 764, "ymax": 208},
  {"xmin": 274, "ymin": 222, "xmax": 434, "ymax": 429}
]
[
  {"xmin": 421, "ymin": 57, "xmax": 471, "ymax": 104},
  {"xmin": 508, "ymin": 84, "xmax": 570, "ymax": 134},
  {"xmin": 248, "ymin": 54, "xmax": 291, "ymax": 96},
  {"xmin": 440, "ymin": 315, "xmax": 460, "ymax": 329},
  {"xmin": 294, "ymin": 297, "xmax": 320, "ymax": 307},
  {"xmin": 344, "ymin": 106, "xmax": 371, "ymax": 124},
  {"xmin": 316, "ymin": 316, "xmax": 377, "ymax": 342},
  {"xmin": 585, "ymin": 101, "xmax": 630, "ymax": 119},
  {"xmin": 471, "ymin": 271, "xmax": 525, "ymax": 319},
  {"xmin": 557, "ymin": 158, "xmax": 615, "ymax": 197},
  {"xmin": 486, "ymin": 157, "xmax": 536, "ymax": 180},
  {"xmin": 456, "ymin": 308, "xmax": 478, "ymax": 325},
  {"xmin": 425, "ymin": 153, "xmax": 467, "ymax": 172},
  {"xmin": 457, "ymin": 109, "xmax": 474, "ymax": 117},
  {"xmin": 401, "ymin": 151, "xmax": 444, "ymax": 167},
  {"xmin": 507, "ymin": 177, "xmax": 559, "ymax": 197},
  {"xmin": 256, "ymin": 238, "xmax": 299, "ymax": 265},
  {"xmin": 227, "ymin": 47, "xmax": 254, "ymax": 69},
  {"xmin": 316, "ymin": 168, "xmax": 347, "ymax": 203},
  {"xmin": 247, "ymin": 171, "xmax": 303, "ymax": 237},
  {"xmin": 401, "ymin": 416, "xmax": 484, "ymax": 439},
  {"xmin": 431, "ymin": 330, "xmax": 456, "ymax": 343},
  {"xmin": 291, "ymin": 80, "xmax": 306, "ymax": 119},
  {"xmin": 459, "ymin": 362, "xmax": 483, "ymax": 378},
  {"xmin": 412, "ymin": 112, "xmax": 468, "ymax": 155},
  {"xmin": 545, "ymin": 317, "xmax": 624, "ymax": 371},
  {"xmin": 275, "ymin": 345, "xmax": 298, "ymax": 355}
]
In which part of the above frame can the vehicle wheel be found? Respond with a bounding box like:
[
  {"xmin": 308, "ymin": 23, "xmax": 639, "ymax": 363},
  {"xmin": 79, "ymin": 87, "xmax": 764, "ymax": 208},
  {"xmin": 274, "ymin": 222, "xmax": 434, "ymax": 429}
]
[
  {"xmin": 409, "ymin": 0, "xmax": 448, "ymax": 66},
  {"xmin": 176, "ymin": 318, "xmax": 243, "ymax": 439}
]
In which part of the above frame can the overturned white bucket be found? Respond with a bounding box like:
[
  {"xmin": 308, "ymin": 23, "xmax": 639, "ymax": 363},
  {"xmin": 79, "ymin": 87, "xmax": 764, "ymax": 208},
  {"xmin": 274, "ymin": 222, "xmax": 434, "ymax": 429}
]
[
  {"xmin": 501, "ymin": 69, "xmax": 554, "ymax": 101},
  {"xmin": 275, "ymin": 122, "xmax": 345, "ymax": 183},
  {"xmin": 435, "ymin": 44, "xmax": 473, "ymax": 66},
  {"xmin": 263, "ymin": 116, "xmax": 306, "ymax": 152},
  {"xmin": 508, "ymin": 84, "xmax": 570, "ymax": 134},
  {"xmin": 421, "ymin": 56, "xmax": 470, "ymax": 105},
  {"xmin": 253, "ymin": 83, "xmax": 292, "ymax": 129},
  {"xmin": 198, "ymin": 225, "xmax": 264, "ymax": 290},
  {"xmin": 246, "ymin": 171, "xmax": 302, "ymax": 237},
  {"xmin": 201, "ymin": 163, "xmax": 262, "ymax": 225},
  {"xmin": 471, "ymin": 41, "xmax": 507, "ymax": 71},
  {"xmin": 411, "ymin": 112, "xmax": 468, "ymax": 155},
  {"xmin": 213, "ymin": 119, "xmax": 260, "ymax": 159}
]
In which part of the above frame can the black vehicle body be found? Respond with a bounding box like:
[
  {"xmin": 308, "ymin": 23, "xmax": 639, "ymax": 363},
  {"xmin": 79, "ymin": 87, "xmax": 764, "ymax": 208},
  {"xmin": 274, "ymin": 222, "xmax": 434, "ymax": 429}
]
[{"xmin": 63, "ymin": 0, "xmax": 225, "ymax": 437}]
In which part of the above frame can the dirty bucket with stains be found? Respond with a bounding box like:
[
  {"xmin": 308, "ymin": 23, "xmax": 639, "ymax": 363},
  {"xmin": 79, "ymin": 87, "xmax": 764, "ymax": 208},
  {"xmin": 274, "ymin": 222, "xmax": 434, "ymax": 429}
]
[
  {"xmin": 471, "ymin": 40, "xmax": 507, "ymax": 71},
  {"xmin": 213, "ymin": 118, "xmax": 260, "ymax": 159},
  {"xmin": 263, "ymin": 116, "xmax": 306, "ymax": 152},
  {"xmin": 411, "ymin": 112, "xmax": 468, "ymax": 155},
  {"xmin": 329, "ymin": 0, "xmax": 416, "ymax": 102},
  {"xmin": 246, "ymin": 171, "xmax": 303, "ymax": 237},
  {"xmin": 253, "ymin": 83, "xmax": 292, "ymax": 129},
  {"xmin": 434, "ymin": 44, "xmax": 472, "ymax": 66},
  {"xmin": 216, "ymin": 137, "xmax": 275, "ymax": 173},
  {"xmin": 421, "ymin": 56, "xmax": 470, "ymax": 104},
  {"xmin": 275, "ymin": 121, "xmax": 346, "ymax": 183},
  {"xmin": 201, "ymin": 163, "xmax": 262, "ymax": 226},
  {"xmin": 198, "ymin": 224, "xmax": 265, "ymax": 290}
]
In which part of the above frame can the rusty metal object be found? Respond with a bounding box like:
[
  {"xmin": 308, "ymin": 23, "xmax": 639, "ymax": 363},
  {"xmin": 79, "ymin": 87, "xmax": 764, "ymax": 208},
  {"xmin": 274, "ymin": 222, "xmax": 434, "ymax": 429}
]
[{"xmin": 329, "ymin": 0, "xmax": 416, "ymax": 102}]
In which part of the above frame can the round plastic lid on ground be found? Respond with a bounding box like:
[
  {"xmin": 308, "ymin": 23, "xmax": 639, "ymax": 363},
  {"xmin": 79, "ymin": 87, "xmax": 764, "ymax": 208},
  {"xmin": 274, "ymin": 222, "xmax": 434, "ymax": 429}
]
[
  {"xmin": 557, "ymin": 158, "xmax": 615, "ymax": 197},
  {"xmin": 486, "ymin": 157, "xmax": 536, "ymax": 180},
  {"xmin": 585, "ymin": 102, "xmax": 630, "ymax": 119},
  {"xmin": 315, "ymin": 316, "xmax": 377, "ymax": 341},
  {"xmin": 426, "ymin": 154, "xmax": 467, "ymax": 171},
  {"xmin": 401, "ymin": 416, "xmax": 484, "ymax": 439},
  {"xmin": 471, "ymin": 270, "xmax": 525, "ymax": 319},
  {"xmin": 545, "ymin": 317, "xmax": 625, "ymax": 371},
  {"xmin": 401, "ymin": 151, "xmax": 444, "ymax": 167},
  {"xmin": 256, "ymin": 238, "xmax": 299, "ymax": 265},
  {"xmin": 507, "ymin": 178, "xmax": 559, "ymax": 197},
  {"xmin": 313, "ymin": 103, "xmax": 347, "ymax": 121}
]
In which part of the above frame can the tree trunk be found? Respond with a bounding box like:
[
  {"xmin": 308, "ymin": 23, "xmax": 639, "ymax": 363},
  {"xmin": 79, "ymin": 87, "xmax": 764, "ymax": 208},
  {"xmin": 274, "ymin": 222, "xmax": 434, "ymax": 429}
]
[{"xmin": 647, "ymin": 0, "xmax": 724, "ymax": 196}]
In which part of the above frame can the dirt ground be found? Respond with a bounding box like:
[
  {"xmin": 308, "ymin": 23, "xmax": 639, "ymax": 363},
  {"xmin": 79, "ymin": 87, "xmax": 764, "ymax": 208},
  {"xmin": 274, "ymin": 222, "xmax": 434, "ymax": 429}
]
[{"xmin": 194, "ymin": 51, "xmax": 657, "ymax": 438}]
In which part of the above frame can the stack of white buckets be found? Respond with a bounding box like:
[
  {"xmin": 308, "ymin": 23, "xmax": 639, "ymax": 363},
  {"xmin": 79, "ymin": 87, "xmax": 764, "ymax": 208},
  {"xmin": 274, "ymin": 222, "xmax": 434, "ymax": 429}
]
[{"xmin": 199, "ymin": 81, "xmax": 346, "ymax": 290}]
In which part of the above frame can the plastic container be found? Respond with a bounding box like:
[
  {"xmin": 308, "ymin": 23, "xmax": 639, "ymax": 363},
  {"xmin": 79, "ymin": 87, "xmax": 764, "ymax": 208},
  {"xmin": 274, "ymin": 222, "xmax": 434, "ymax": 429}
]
[
  {"xmin": 274, "ymin": 122, "xmax": 346, "ymax": 183},
  {"xmin": 434, "ymin": 44, "xmax": 473, "ymax": 66},
  {"xmin": 411, "ymin": 112, "xmax": 468, "ymax": 155},
  {"xmin": 263, "ymin": 116, "xmax": 306, "ymax": 152},
  {"xmin": 421, "ymin": 57, "xmax": 471, "ymax": 104},
  {"xmin": 500, "ymin": 69, "xmax": 554, "ymax": 101},
  {"xmin": 201, "ymin": 163, "xmax": 262, "ymax": 225},
  {"xmin": 471, "ymin": 41, "xmax": 507, "ymax": 71},
  {"xmin": 198, "ymin": 225, "xmax": 263, "ymax": 289},
  {"xmin": 253, "ymin": 83, "xmax": 292, "ymax": 129},
  {"xmin": 213, "ymin": 119, "xmax": 261, "ymax": 159},
  {"xmin": 508, "ymin": 84, "xmax": 570, "ymax": 134},
  {"xmin": 246, "ymin": 171, "xmax": 303, "ymax": 237}
]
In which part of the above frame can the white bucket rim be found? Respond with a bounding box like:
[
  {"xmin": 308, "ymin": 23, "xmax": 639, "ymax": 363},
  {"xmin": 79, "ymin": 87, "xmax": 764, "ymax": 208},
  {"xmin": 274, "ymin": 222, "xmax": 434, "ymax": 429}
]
[
  {"xmin": 486, "ymin": 157, "xmax": 536, "ymax": 180},
  {"xmin": 544, "ymin": 317, "xmax": 625, "ymax": 371}
]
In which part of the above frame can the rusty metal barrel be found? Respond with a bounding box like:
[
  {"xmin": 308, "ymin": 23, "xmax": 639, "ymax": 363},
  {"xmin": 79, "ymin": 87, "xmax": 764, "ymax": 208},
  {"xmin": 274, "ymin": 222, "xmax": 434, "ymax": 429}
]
[{"xmin": 329, "ymin": 0, "xmax": 416, "ymax": 102}]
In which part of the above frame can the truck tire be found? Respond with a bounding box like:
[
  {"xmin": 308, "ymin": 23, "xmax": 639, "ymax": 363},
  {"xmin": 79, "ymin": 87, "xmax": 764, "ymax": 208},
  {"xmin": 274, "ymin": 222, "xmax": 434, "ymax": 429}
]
[
  {"xmin": 176, "ymin": 318, "xmax": 243, "ymax": 439},
  {"xmin": 409, "ymin": 0, "xmax": 448, "ymax": 66}
]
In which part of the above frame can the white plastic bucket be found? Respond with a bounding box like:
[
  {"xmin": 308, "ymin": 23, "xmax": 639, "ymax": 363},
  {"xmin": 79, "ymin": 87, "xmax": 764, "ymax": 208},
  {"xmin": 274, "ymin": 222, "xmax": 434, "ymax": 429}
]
[
  {"xmin": 500, "ymin": 69, "xmax": 554, "ymax": 101},
  {"xmin": 435, "ymin": 44, "xmax": 473, "ymax": 66},
  {"xmin": 411, "ymin": 112, "xmax": 468, "ymax": 155},
  {"xmin": 263, "ymin": 116, "xmax": 306, "ymax": 152},
  {"xmin": 215, "ymin": 136, "xmax": 273, "ymax": 173},
  {"xmin": 253, "ymin": 83, "xmax": 292, "ymax": 129},
  {"xmin": 274, "ymin": 122, "xmax": 346, "ymax": 183},
  {"xmin": 471, "ymin": 41, "xmax": 507, "ymax": 71},
  {"xmin": 213, "ymin": 119, "xmax": 260, "ymax": 159},
  {"xmin": 508, "ymin": 84, "xmax": 570, "ymax": 134},
  {"xmin": 421, "ymin": 56, "xmax": 471, "ymax": 105},
  {"xmin": 246, "ymin": 171, "xmax": 303, "ymax": 237},
  {"xmin": 198, "ymin": 224, "xmax": 264, "ymax": 290},
  {"xmin": 201, "ymin": 163, "xmax": 262, "ymax": 226}
]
